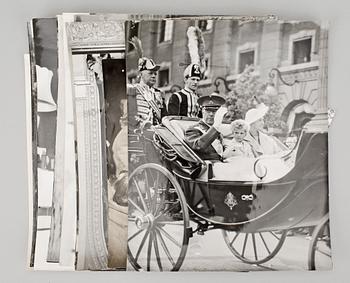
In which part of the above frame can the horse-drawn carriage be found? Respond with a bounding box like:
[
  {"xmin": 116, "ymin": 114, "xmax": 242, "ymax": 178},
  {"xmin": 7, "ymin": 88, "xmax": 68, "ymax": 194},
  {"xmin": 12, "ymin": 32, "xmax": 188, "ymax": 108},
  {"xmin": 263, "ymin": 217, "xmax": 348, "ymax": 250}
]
[{"xmin": 127, "ymin": 116, "xmax": 331, "ymax": 271}]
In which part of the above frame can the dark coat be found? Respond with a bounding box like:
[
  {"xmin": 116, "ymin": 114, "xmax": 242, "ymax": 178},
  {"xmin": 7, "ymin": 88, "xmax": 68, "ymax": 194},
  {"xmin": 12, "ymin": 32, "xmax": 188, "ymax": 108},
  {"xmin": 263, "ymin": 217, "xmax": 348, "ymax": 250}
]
[
  {"xmin": 167, "ymin": 89, "xmax": 199, "ymax": 117},
  {"xmin": 184, "ymin": 120, "xmax": 222, "ymax": 160}
]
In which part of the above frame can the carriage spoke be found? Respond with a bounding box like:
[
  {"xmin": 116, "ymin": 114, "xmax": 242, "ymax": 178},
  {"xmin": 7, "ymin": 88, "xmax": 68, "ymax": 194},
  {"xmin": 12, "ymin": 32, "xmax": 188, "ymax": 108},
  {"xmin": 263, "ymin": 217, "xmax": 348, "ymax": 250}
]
[
  {"xmin": 156, "ymin": 229, "xmax": 175, "ymax": 267},
  {"xmin": 153, "ymin": 231, "xmax": 163, "ymax": 271},
  {"xmin": 152, "ymin": 171, "xmax": 163, "ymax": 213},
  {"xmin": 229, "ymin": 232, "xmax": 240, "ymax": 246},
  {"xmin": 132, "ymin": 178, "xmax": 149, "ymax": 213},
  {"xmin": 153, "ymin": 180, "xmax": 171, "ymax": 217},
  {"xmin": 315, "ymin": 247, "xmax": 332, "ymax": 258},
  {"xmin": 129, "ymin": 199, "xmax": 145, "ymax": 215},
  {"xmin": 144, "ymin": 170, "xmax": 154, "ymax": 212},
  {"xmin": 308, "ymin": 216, "xmax": 331, "ymax": 270},
  {"xmin": 155, "ymin": 171, "xmax": 160, "ymax": 189},
  {"xmin": 259, "ymin": 232, "xmax": 271, "ymax": 254},
  {"xmin": 128, "ymin": 164, "xmax": 189, "ymax": 271},
  {"xmin": 154, "ymin": 192, "xmax": 165, "ymax": 217},
  {"xmin": 269, "ymin": 231, "xmax": 281, "ymax": 241},
  {"xmin": 157, "ymin": 226, "xmax": 182, "ymax": 248},
  {"xmin": 147, "ymin": 231, "xmax": 153, "ymax": 271},
  {"xmin": 148, "ymin": 170, "xmax": 160, "ymax": 214},
  {"xmin": 154, "ymin": 201, "xmax": 180, "ymax": 220},
  {"xmin": 222, "ymin": 229, "xmax": 286, "ymax": 265},
  {"xmin": 135, "ymin": 229, "xmax": 150, "ymax": 262},
  {"xmin": 241, "ymin": 234, "xmax": 249, "ymax": 257},
  {"xmin": 252, "ymin": 233, "xmax": 258, "ymax": 260},
  {"xmin": 128, "ymin": 229, "xmax": 145, "ymax": 242}
]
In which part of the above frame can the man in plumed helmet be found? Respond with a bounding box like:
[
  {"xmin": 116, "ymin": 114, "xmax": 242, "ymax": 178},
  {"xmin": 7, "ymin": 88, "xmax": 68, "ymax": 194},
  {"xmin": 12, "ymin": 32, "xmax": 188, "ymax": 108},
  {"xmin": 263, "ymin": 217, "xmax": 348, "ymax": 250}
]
[
  {"xmin": 127, "ymin": 57, "xmax": 167, "ymax": 133},
  {"xmin": 167, "ymin": 63, "xmax": 202, "ymax": 117},
  {"xmin": 184, "ymin": 93, "xmax": 228, "ymax": 160}
]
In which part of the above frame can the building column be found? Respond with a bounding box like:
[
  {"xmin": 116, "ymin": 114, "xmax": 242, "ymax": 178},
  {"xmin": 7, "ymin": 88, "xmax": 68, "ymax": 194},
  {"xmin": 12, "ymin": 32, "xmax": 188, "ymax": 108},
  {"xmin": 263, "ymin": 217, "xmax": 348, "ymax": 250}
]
[
  {"xmin": 317, "ymin": 23, "xmax": 329, "ymax": 113},
  {"xmin": 304, "ymin": 23, "xmax": 329, "ymax": 132},
  {"xmin": 259, "ymin": 22, "xmax": 283, "ymax": 81}
]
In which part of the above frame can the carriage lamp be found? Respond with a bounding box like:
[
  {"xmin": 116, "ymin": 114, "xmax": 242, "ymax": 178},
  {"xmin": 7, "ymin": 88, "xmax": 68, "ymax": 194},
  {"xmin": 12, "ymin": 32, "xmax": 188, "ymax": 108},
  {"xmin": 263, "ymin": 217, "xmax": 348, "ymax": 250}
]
[
  {"xmin": 264, "ymin": 82, "xmax": 278, "ymax": 97},
  {"xmin": 214, "ymin": 76, "xmax": 232, "ymax": 93},
  {"xmin": 264, "ymin": 67, "xmax": 299, "ymax": 97}
]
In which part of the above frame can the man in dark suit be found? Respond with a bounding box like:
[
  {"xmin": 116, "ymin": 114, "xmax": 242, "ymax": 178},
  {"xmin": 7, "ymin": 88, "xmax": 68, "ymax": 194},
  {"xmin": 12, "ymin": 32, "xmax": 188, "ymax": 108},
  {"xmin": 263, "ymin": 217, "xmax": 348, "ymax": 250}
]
[
  {"xmin": 167, "ymin": 63, "xmax": 202, "ymax": 117},
  {"xmin": 184, "ymin": 93, "xmax": 227, "ymax": 160}
]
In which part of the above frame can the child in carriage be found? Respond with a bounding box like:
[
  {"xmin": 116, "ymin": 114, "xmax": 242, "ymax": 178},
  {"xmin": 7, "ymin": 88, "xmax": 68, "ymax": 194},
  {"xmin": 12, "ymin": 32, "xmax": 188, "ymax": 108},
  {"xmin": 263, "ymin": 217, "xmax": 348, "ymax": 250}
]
[{"xmin": 222, "ymin": 119, "xmax": 255, "ymax": 160}]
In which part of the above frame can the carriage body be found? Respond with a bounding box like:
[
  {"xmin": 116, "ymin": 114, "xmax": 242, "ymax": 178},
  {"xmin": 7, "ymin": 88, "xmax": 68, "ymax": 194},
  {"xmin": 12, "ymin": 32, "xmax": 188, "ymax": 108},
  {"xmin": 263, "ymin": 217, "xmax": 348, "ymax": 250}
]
[
  {"xmin": 153, "ymin": 116, "xmax": 328, "ymax": 232},
  {"xmin": 127, "ymin": 116, "xmax": 330, "ymax": 271}
]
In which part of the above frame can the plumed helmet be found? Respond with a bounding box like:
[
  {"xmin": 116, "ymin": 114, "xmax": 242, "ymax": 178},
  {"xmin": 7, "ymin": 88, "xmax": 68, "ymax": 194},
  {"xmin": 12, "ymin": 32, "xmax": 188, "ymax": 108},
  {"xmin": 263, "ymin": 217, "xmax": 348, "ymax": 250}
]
[
  {"xmin": 183, "ymin": 63, "xmax": 202, "ymax": 79},
  {"xmin": 138, "ymin": 57, "xmax": 160, "ymax": 72}
]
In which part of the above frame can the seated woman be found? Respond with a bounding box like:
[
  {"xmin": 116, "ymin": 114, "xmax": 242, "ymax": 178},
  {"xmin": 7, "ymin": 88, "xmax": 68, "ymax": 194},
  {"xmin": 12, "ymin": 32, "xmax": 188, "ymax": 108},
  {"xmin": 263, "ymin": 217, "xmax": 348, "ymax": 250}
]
[
  {"xmin": 245, "ymin": 103, "xmax": 287, "ymax": 155},
  {"xmin": 222, "ymin": 119, "xmax": 256, "ymax": 160}
]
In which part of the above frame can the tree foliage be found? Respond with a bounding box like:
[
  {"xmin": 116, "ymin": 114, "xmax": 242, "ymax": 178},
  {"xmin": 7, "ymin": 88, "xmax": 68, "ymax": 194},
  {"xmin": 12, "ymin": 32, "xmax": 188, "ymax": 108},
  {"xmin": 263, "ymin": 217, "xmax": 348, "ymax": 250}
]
[{"xmin": 225, "ymin": 65, "xmax": 288, "ymax": 135}]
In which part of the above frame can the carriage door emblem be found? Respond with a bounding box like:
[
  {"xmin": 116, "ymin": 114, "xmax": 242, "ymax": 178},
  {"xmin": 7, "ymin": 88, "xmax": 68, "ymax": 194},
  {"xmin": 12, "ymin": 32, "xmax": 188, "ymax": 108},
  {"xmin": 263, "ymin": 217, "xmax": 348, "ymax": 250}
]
[{"xmin": 224, "ymin": 192, "xmax": 238, "ymax": 210}]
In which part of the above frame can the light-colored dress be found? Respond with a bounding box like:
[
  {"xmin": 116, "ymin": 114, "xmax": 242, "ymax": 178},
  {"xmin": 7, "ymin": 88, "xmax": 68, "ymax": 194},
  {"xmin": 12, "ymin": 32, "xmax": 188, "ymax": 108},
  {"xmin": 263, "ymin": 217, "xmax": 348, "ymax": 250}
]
[
  {"xmin": 245, "ymin": 131, "xmax": 286, "ymax": 155},
  {"xmin": 222, "ymin": 139, "xmax": 255, "ymax": 159}
]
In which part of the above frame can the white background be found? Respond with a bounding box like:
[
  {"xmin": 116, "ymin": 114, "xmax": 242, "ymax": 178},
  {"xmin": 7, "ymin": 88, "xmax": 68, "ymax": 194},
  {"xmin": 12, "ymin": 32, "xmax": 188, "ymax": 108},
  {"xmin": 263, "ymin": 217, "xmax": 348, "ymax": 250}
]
[{"xmin": 0, "ymin": 0, "xmax": 349, "ymax": 282}]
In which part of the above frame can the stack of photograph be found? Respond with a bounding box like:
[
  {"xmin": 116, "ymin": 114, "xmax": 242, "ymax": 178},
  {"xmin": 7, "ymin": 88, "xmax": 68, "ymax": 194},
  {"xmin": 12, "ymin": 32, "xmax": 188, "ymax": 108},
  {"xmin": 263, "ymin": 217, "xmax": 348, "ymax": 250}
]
[{"xmin": 25, "ymin": 13, "xmax": 332, "ymax": 272}]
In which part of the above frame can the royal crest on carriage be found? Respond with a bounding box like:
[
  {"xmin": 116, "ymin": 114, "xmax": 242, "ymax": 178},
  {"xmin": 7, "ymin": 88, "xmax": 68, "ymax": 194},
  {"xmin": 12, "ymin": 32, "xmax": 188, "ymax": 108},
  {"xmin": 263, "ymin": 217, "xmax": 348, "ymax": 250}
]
[{"xmin": 224, "ymin": 192, "xmax": 238, "ymax": 210}]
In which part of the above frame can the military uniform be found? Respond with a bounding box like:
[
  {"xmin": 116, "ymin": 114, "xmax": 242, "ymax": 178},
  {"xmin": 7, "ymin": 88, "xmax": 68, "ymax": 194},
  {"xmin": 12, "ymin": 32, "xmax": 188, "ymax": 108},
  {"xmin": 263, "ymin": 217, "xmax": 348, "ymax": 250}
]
[
  {"xmin": 167, "ymin": 63, "xmax": 202, "ymax": 117},
  {"xmin": 127, "ymin": 57, "xmax": 167, "ymax": 133},
  {"xmin": 127, "ymin": 81, "xmax": 166, "ymax": 130},
  {"xmin": 168, "ymin": 88, "xmax": 199, "ymax": 117},
  {"xmin": 184, "ymin": 93, "xmax": 226, "ymax": 160},
  {"xmin": 184, "ymin": 120, "xmax": 223, "ymax": 160}
]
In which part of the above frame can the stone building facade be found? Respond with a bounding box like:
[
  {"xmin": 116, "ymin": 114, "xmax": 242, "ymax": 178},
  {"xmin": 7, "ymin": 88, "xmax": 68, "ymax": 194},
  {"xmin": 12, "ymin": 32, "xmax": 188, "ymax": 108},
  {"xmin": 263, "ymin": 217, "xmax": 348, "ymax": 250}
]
[{"xmin": 126, "ymin": 19, "xmax": 327, "ymax": 132}]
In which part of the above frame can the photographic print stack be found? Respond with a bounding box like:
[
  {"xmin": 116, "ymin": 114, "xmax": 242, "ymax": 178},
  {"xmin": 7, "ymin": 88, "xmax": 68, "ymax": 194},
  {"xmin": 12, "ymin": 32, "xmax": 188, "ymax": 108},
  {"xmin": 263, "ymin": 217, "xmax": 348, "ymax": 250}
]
[{"xmin": 25, "ymin": 13, "xmax": 332, "ymax": 271}]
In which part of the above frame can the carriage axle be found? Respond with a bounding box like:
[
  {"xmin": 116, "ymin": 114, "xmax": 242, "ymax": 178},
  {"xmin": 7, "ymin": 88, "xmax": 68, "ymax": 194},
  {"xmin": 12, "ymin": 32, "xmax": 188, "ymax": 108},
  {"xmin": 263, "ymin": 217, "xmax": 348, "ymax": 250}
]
[{"xmin": 135, "ymin": 213, "xmax": 155, "ymax": 230}]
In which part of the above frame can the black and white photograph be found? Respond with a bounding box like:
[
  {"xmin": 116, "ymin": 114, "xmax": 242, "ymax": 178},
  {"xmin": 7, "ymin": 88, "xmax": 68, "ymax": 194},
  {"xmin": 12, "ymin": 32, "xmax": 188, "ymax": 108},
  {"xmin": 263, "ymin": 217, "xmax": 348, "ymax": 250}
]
[
  {"xmin": 5, "ymin": 0, "xmax": 350, "ymax": 281},
  {"xmin": 61, "ymin": 15, "xmax": 128, "ymax": 270},
  {"xmin": 125, "ymin": 18, "xmax": 331, "ymax": 271},
  {"xmin": 27, "ymin": 17, "xmax": 68, "ymax": 270},
  {"xmin": 26, "ymin": 14, "xmax": 129, "ymax": 271}
]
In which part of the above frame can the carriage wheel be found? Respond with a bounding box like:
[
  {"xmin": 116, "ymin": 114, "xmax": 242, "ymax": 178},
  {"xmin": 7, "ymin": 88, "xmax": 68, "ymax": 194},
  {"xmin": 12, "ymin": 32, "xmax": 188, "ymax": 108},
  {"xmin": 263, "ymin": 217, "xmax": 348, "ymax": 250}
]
[
  {"xmin": 308, "ymin": 214, "xmax": 332, "ymax": 270},
  {"xmin": 128, "ymin": 163, "xmax": 190, "ymax": 271},
  {"xmin": 222, "ymin": 230, "xmax": 287, "ymax": 265}
]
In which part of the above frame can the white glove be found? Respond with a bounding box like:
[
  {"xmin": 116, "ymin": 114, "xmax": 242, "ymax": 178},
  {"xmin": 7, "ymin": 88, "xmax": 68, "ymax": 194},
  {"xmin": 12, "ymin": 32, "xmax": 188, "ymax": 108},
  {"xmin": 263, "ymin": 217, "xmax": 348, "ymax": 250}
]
[{"xmin": 213, "ymin": 106, "xmax": 228, "ymax": 130}]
